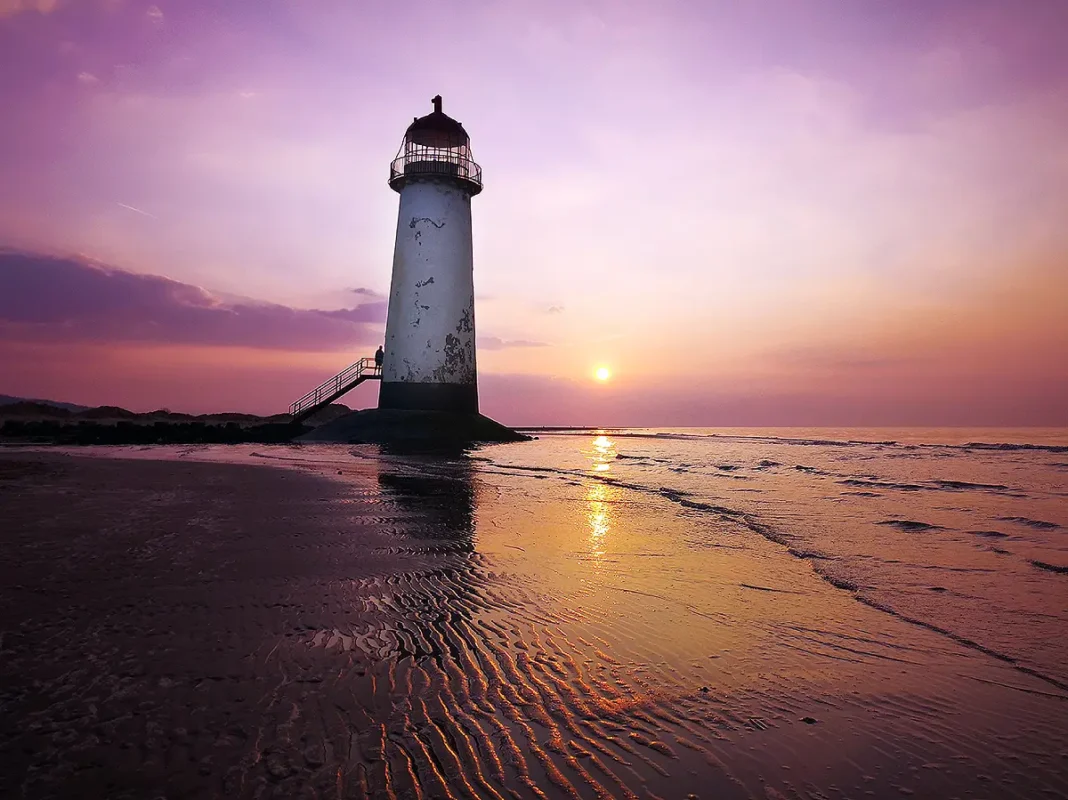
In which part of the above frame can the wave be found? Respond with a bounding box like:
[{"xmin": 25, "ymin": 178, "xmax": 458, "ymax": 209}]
[
  {"xmin": 839, "ymin": 478, "xmax": 926, "ymax": 491},
  {"xmin": 963, "ymin": 442, "xmax": 1068, "ymax": 453},
  {"xmin": 932, "ymin": 479, "xmax": 1010, "ymax": 491},
  {"xmin": 834, "ymin": 477, "xmax": 1020, "ymax": 495},
  {"xmin": 997, "ymin": 516, "xmax": 1061, "ymax": 530},
  {"xmin": 518, "ymin": 428, "xmax": 1068, "ymax": 453},
  {"xmin": 1030, "ymin": 560, "xmax": 1068, "ymax": 575},
  {"xmin": 876, "ymin": 520, "xmax": 947, "ymax": 532}
]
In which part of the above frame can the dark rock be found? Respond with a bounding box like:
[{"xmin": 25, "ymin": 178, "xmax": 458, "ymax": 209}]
[{"xmin": 299, "ymin": 408, "xmax": 530, "ymax": 448}]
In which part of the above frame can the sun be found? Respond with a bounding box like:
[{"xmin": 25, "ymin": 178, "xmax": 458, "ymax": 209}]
[{"xmin": 594, "ymin": 366, "xmax": 611, "ymax": 382}]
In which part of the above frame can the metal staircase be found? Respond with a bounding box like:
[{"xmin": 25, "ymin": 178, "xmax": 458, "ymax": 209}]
[{"xmin": 289, "ymin": 357, "xmax": 380, "ymax": 422}]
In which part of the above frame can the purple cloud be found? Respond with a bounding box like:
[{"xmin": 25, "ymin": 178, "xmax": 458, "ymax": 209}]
[{"xmin": 0, "ymin": 249, "xmax": 384, "ymax": 351}]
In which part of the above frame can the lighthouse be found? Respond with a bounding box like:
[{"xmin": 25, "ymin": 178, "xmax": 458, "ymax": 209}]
[
  {"xmin": 291, "ymin": 96, "xmax": 523, "ymax": 443},
  {"xmin": 379, "ymin": 95, "xmax": 483, "ymax": 415}
]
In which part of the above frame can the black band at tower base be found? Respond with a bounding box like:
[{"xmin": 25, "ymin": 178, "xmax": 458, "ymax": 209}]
[{"xmin": 378, "ymin": 381, "xmax": 479, "ymax": 415}]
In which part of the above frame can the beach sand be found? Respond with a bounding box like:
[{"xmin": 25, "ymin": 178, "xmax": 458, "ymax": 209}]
[{"xmin": 1, "ymin": 445, "xmax": 1066, "ymax": 799}]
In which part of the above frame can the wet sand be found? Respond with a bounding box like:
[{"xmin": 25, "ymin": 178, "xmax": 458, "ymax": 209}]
[
  {"xmin": 1, "ymin": 452, "xmax": 412, "ymax": 798},
  {"xmin": 1, "ymin": 447, "xmax": 1067, "ymax": 799}
]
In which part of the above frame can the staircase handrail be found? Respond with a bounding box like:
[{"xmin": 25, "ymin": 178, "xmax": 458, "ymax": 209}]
[{"xmin": 289, "ymin": 357, "xmax": 377, "ymax": 417}]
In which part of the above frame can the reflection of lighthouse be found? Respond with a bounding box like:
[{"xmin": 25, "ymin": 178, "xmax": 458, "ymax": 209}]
[{"xmin": 380, "ymin": 96, "xmax": 483, "ymax": 414}]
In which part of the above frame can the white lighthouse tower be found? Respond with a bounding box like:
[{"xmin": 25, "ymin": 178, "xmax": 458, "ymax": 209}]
[{"xmin": 379, "ymin": 95, "xmax": 483, "ymax": 414}]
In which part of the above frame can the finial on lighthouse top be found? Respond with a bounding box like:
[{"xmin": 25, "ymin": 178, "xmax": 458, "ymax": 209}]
[{"xmin": 389, "ymin": 95, "xmax": 483, "ymax": 196}]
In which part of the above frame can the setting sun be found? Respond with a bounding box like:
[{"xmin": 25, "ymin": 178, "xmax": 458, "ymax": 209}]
[{"xmin": 594, "ymin": 366, "xmax": 611, "ymax": 382}]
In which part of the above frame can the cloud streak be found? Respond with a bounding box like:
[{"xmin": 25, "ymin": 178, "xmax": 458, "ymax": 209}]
[
  {"xmin": 115, "ymin": 202, "xmax": 156, "ymax": 219},
  {"xmin": 478, "ymin": 336, "xmax": 549, "ymax": 350}
]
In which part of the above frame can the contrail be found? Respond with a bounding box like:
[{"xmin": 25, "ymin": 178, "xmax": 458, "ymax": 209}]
[{"xmin": 116, "ymin": 202, "xmax": 157, "ymax": 219}]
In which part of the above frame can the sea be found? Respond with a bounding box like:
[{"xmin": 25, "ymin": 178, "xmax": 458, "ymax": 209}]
[{"xmin": 76, "ymin": 427, "xmax": 1068, "ymax": 798}]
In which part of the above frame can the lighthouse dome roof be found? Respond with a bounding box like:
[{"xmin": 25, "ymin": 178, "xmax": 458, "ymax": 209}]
[{"xmin": 405, "ymin": 95, "xmax": 469, "ymax": 148}]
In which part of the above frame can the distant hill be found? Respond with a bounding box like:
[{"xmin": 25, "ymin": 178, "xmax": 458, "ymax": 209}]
[
  {"xmin": 0, "ymin": 394, "xmax": 89, "ymax": 412},
  {"xmin": 76, "ymin": 405, "xmax": 139, "ymax": 420},
  {"xmin": 0, "ymin": 398, "xmax": 354, "ymax": 425},
  {"xmin": 0, "ymin": 399, "xmax": 360, "ymax": 444},
  {"xmin": 0, "ymin": 401, "xmax": 75, "ymax": 418}
]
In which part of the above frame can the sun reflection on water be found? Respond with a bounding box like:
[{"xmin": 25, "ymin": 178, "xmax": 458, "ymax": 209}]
[
  {"xmin": 589, "ymin": 434, "xmax": 615, "ymax": 474},
  {"xmin": 585, "ymin": 481, "xmax": 614, "ymax": 557},
  {"xmin": 582, "ymin": 434, "xmax": 621, "ymax": 559}
]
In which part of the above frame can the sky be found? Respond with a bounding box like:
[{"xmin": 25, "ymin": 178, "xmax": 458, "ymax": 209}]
[{"xmin": 1, "ymin": 0, "xmax": 1066, "ymax": 425}]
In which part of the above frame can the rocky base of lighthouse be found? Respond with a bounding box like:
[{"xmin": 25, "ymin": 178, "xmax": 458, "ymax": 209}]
[{"xmin": 297, "ymin": 409, "xmax": 529, "ymax": 448}]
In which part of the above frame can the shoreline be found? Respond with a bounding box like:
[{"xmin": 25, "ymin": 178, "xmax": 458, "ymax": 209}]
[{"xmin": 3, "ymin": 446, "xmax": 1067, "ymax": 799}]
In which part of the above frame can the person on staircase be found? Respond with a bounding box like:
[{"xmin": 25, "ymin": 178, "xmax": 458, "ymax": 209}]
[{"xmin": 374, "ymin": 345, "xmax": 384, "ymax": 374}]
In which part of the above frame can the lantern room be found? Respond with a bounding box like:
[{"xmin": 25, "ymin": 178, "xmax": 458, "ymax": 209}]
[{"xmin": 388, "ymin": 95, "xmax": 483, "ymax": 196}]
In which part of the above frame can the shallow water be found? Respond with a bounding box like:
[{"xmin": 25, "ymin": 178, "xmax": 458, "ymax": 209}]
[
  {"xmin": 59, "ymin": 428, "xmax": 1068, "ymax": 797},
  {"xmin": 486, "ymin": 428, "xmax": 1068, "ymax": 690}
]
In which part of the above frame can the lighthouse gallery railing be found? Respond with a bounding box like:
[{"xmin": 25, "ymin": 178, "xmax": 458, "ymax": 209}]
[{"xmin": 390, "ymin": 150, "xmax": 482, "ymax": 193}]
